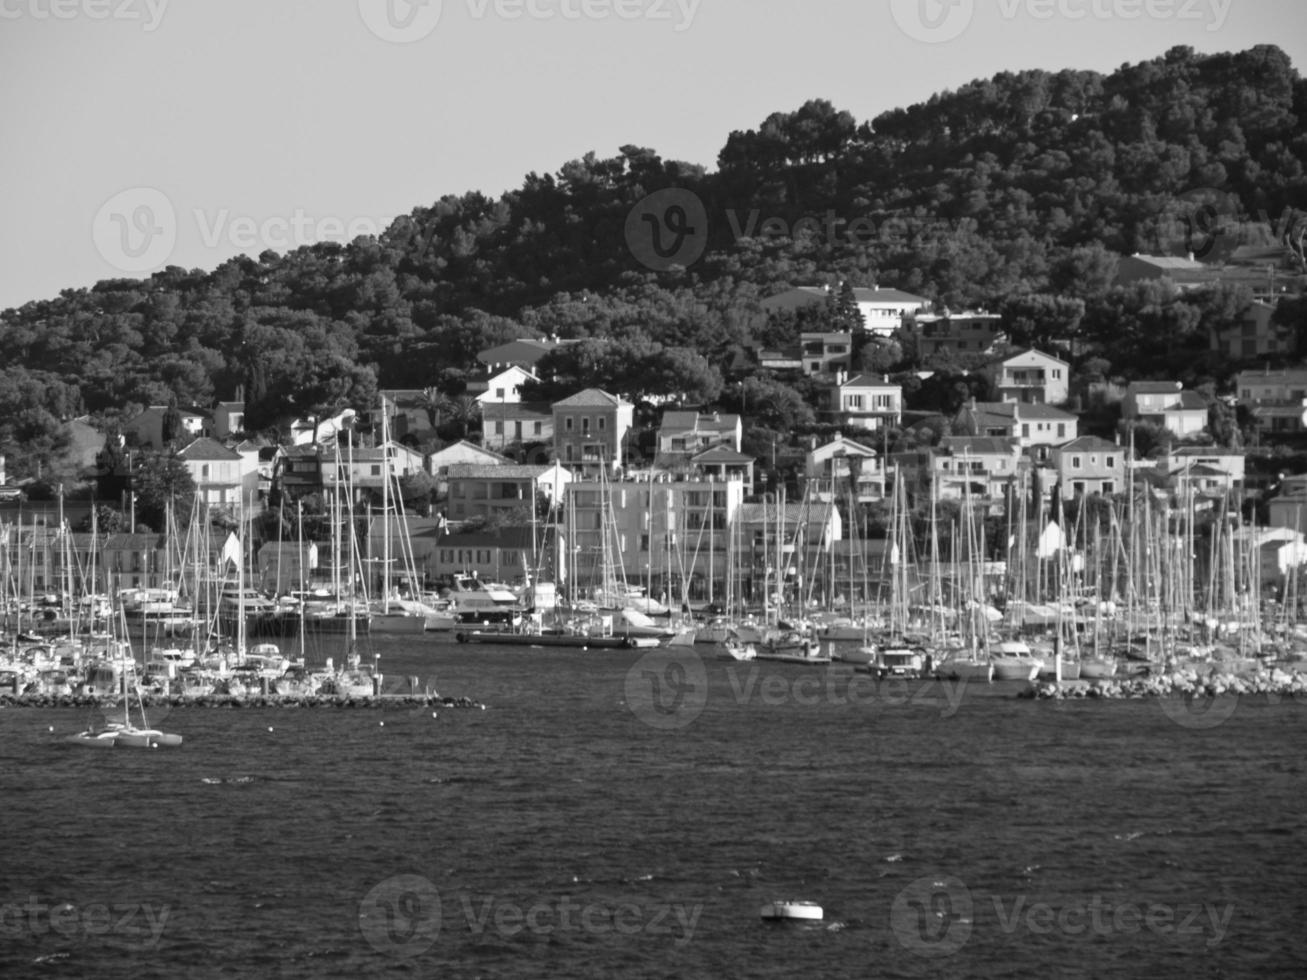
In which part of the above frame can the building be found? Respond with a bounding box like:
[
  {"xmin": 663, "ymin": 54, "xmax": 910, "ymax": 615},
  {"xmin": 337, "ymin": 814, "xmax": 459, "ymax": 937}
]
[
  {"xmin": 211, "ymin": 399, "xmax": 245, "ymax": 440},
  {"xmin": 931, "ymin": 437, "xmax": 1023, "ymax": 503},
  {"xmin": 476, "ymin": 337, "xmax": 579, "ymax": 375},
  {"xmin": 1122, "ymin": 381, "xmax": 1208, "ymax": 438},
  {"xmin": 428, "ymin": 525, "xmax": 540, "ymax": 586},
  {"xmin": 472, "ymin": 365, "xmax": 539, "ymax": 405},
  {"xmin": 805, "ymin": 434, "xmax": 885, "ymax": 503},
  {"xmin": 656, "ymin": 411, "xmax": 742, "ymax": 460},
  {"xmin": 964, "ymin": 401, "xmax": 1078, "ymax": 458},
  {"xmin": 913, "ymin": 311, "xmax": 1006, "ymax": 358},
  {"xmin": 427, "ymin": 441, "xmax": 512, "ymax": 492},
  {"xmin": 1050, "ymin": 436, "xmax": 1127, "ymax": 500},
  {"xmin": 481, "ymin": 401, "xmax": 553, "ymax": 453},
  {"xmin": 759, "ymin": 284, "xmax": 930, "ymax": 337},
  {"xmin": 989, "ymin": 349, "xmax": 1070, "ymax": 405},
  {"xmin": 687, "ymin": 447, "xmax": 755, "ymax": 496},
  {"xmin": 1163, "ymin": 446, "xmax": 1246, "ymax": 487},
  {"xmin": 177, "ymin": 437, "xmax": 245, "ymax": 510},
  {"xmin": 731, "ymin": 499, "xmax": 843, "ymax": 606},
  {"xmin": 828, "ymin": 374, "xmax": 903, "ymax": 431},
  {"xmin": 123, "ymin": 405, "xmax": 207, "ymax": 450},
  {"xmin": 1209, "ymin": 301, "xmax": 1294, "ymax": 360},
  {"xmin": 1115, "ymin": 253, "xmax": 1208, "ymax": 287},
  {"xmin": 1234, "ymin": 368, "xmax": 1307, "ymax": 434},
  {"xmin": 562, "ymin": 477, "xmax": 746, "ymax": 601},
  {"xmin": 444, "ymin": 462, "xmax": 573, "ymax": 522},
  {"xmin": 551, "ymin": 389, "xmax": 634, "ymax": 476},
  {"xmin": 321, "ymin": 442, "xmax": 427, "ymax": 497},
  {"xmin": 289, "ymin": 409, "xmax": 356, "ymax": 447},
  {"xmin": 800, "ymin": 331, "xmax": 854, "ymax": 378}
]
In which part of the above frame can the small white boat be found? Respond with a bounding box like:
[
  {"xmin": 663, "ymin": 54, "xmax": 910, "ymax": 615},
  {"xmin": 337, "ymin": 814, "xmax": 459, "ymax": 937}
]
[
  {"xmin": 721, "ymin": 639, "xmax": 757, "ymax": 662},
  {"xmin": 990, "ymin": 640, "xmax": 1043, "ymax": 682},
  {"xmin": 760, "ymin": 900, "xmax": 823, "ymax": 922}
]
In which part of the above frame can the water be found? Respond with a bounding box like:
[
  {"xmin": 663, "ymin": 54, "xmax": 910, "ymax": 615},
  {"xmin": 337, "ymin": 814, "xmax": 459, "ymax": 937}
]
[{"xmin": 1, "ymin": 638, "xmax": 1304, "ymax": 978}]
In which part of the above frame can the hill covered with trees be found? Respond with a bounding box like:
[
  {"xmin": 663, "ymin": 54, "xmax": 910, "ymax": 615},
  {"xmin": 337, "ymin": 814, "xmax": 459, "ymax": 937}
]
[{"xmin": 3, "ymin": 44, "xmax": 1306, "ymax": 480}]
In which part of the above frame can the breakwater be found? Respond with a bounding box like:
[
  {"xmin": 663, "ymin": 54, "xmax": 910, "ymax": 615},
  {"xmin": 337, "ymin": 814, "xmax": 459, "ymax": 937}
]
[
  {"xmin": 0, "ymin": 694, "xmax": 486, "ymax": 710},
  {"xmin": 1025, "ymin": 666, "xmax": 1307, "ymax": 700}
]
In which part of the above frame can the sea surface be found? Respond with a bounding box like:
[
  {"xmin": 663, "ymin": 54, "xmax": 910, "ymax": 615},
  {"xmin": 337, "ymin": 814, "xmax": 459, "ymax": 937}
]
[{"xmin": 1, "ymin": 637, "xmax": 1304, "ymax": 979}]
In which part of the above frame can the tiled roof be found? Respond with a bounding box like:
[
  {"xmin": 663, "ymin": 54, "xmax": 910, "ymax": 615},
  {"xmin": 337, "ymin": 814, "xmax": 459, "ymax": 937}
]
[
  {"xmin": 481, "ymin": 401, "xmax": 552, "ymax": 420},
  {"xmin": 736, "ymin": 503, "xmax": 831, "ymax": 524},
  {"xmin": 691, "ymin": 447, "xmax": 753, "ymax": 464},
  {"xmin": 842, "ymin": 374, "xmax": 900, "ymax": 389},
  {"xmin": 939, "ymin": 436, "xmax": 1018, "ymax": 455},
  {"xmin": 1129, "ymin": 381, "xmax": 1182, "ymax": 394},
  {"xmin": 554, "ymin": 389, "xmax": 627, "ymax": 408},
  {"xmin": 1016, "ymin": 404, "xmax": 1076, "ymax": 420},
  {"xmin": 177, "ymin": 437, "xmax": 242, "ymax": 461},
  {"xmin": 445, "ymin": 464, "xmax": 567, "ymax": 480},
  {"xmin": 1060, "ymin": 436, "xmax": 1122, "ymax": 452}
]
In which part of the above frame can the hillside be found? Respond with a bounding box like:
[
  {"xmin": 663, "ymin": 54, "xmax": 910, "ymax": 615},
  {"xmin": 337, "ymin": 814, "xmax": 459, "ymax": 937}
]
[{"xmin": 2, "ymin": 44, "xmax": 1305, "ymax": 480}]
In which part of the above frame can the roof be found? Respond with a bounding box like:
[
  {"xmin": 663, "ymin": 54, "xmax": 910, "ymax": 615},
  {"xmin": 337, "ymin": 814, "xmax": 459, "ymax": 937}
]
[
  {"xmin": 438, "ymin": 526, "xmax": 537, "ymax": 549},
  {"xmin": 1125, "ymin": 254, "xmax": 1206, "ymax": 271},
  {"xmin": 445, "ymin": 463, "xmax": 567, "ymax": 480},
  {"xmin": 1177, "ymin": 391, "xmax": 1209, "ymax": 411},
  {"xmin": 475, "ymin": 338, "xmax": 557, "ymax": 366},
  {"xmin": 1016, "ymin": 404, "xmax": 1076, "ymax": 421},
  {"xmin": 660, "ymin": 411, "xmax": 740, "ymax": 432},
  {"xmin": 553, "ymin": 389, "xmax": 628, "ymax": 409},
  {"xmin": 811, "ymin": 434, "xmax": 878, "ymax": 457},
  {"xmin": 1060, "ymin": 436, "xmax": 1122, "ymax": 452},
  {"xmin": 841, "ymin": 374, "xmax": 899, "ymax": 389},
  {"xmin": 1172, "ymin": 446, "xmax": 1243, "ymax": 458},
  {"xmin": 480, "ymin": 401, "xmax": 552, "ymax": 420},
  {"xmin": 735, "ymin": 503, "xmax": 832, "ymax": 525},
  {"xmin": 428, "ymin": 440, "xmax": 513, "ymax": 463},
  {"xmin": 939, "ymin": 437, "xmax": 1018, "ymax": 455},
  {"xmin": 1180, "ymin": 464, "xmax": 1228, "ymax": 477},
  {"xmin": 691, "ymin": 447, "xmax": 754, "ymax": 464},
  {"xmin": 177, "ymin": 437, "xmax": 242, "ymax": 461},
  {"xmin": 1001, "ymin": 347, "xmax": 1069, "ymax": 367},
  {"xmin": 760, "ymin": 285, "xmax": 928, "ymax": 310},
  {"xmin": 1129, "ymin": 381, "xmax": 1183, "ymax": 394}
]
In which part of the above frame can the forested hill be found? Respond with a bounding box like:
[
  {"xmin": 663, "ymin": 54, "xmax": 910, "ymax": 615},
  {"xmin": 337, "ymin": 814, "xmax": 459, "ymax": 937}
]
[{"xmin": 2, "ymin": 44, "xmax": 1306, "ymax": 478}]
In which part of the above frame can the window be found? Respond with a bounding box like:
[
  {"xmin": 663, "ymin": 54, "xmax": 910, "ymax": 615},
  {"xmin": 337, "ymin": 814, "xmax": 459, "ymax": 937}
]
[
  {"xmin": 494, "ymin": 421, "xmax": 504, "ymax": 435},
  {"xmin": 582, "ymin": 418, "xmax": 591, "ymax": 434},
  {"xmin": 495, "ymin": 387, "xmax": 505, "ymax": 399},
  {"xmin": 1022, "ymin": 424, "xmax": 1030, "ymax": 438},
  {"xmin": 565, "ymin": 417, "xmax": 574, "ymax": 432},
  {"xmin": 1102, "ymin": 481, "xmax": 1114, "ymax": 494},
  {"xmin": 1057, "ymin": 423, "xmax": 1065, "ymax": 438},
  {"xmin": 201, "ymin": 464, "xmax": 210, "ymax": 479},
  {"xmin": 846, "ymin": 395, "xmax": 864, "ymax": 410},
  {"xmin": 810, "ymin": 362, "xmax": 822, "ymax": 373},
  {"xmin": 371, "ymin": 465, "xmax": 381, "ymax": 476},
  {"xmin": 1106, "ymin": 456, "xmax": 1115, "ymax": 468},
  {"xmin": 1071, "ymin": 456, "xmax": 1082, "ymax": 469},
  {"xmin": 1053, "ymin": 369, "xmax": 1062, "ymax": 379},
  {"xmin": 1073, "ymin": 481, "xmax": 1086, "ymax": 496},
  {"xmin": 598, "ymin": 417, "xmax": 606, "ymax": 431},
  {"xmin": 533, "ymin": 421, "xmax": 542, "ymax": 436}
]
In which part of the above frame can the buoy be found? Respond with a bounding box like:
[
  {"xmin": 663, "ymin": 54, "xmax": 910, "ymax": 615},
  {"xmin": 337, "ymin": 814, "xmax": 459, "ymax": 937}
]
[
  {"xmin": 760, "ymin": 900, "xmax": 823, "ymax": 922},
  {"xmin": 267, "ymin": 726, "xmax": 274, "ymax": 732},
  {"xmin": 379, "ymin": 721, "xmax": 385, "ymax": 727}
]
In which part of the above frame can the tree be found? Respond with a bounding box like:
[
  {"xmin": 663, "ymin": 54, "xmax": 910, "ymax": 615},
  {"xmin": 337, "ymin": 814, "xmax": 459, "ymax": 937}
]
[{"xmin": 130, "ymin": 452, "xmax": 196, "ymax": 532}]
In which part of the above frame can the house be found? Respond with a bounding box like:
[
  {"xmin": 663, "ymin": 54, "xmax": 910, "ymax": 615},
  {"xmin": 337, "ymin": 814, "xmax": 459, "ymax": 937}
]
[
  {"xmin": 989, "ymin": 349, "xmax": 1070, "ymax": 405},
  {"xmin": 755, "ymin": 345, "xmax": 804, "ymax": 374},
  {"xmin": 759, "ymin": 284, "xmax": 930, "ymax": 337},
  {"xmin": 551, "ymin": 389, "xmax": 634, "ymax": 475},
  {"xmin": 472, "ymin": 366, "xmax": 539, "ymax": 405},
  {"xmin": 277, "ymin": 444, "xmax": 327, "ymax": 496},
  {"xmin": 123, "ymin": 405, "xmax": 207, "ymax": 450},
  {"xmin": 805, "ymin": 434, "xmax": 885, "ymax": 503},
  {"xmin": 256, "ymin": 540, "xmax": 320, "ymax": 593},
  {"xmin": 963, "ymin": 401, "xmax": 1078, "ymax": 458},
  {"xmin": 289, "ymin": 408, "xmax": 356, "ymax": 447},
  {"xmin": 1122, "ymin": 382, "xmax": 1208, "ymax": 438},
  {"xmin": 1209, "ymin": 301, "xmax": 1294, "ymax": 361},
  {"xmin": 931, "ymin": 437, "xmax": 1023, "ymax": 503},
  {"xmin": 428, "ymin": 525, "xmax": 539, "ymax": 586},
  {"xmin": 800, "ymin": 331, "xmax": 854, "ymax": 378},
  {"xmin": 321, "ymin": 442, "xmax": 427, "ymax": 498},
  {"xmin": 444, "ymin": 462, "xmax": 572, "ymax": 522},
  {"xmin": 1163, "ymin": 446, "xmax": 1246, "ymax": 488},
  {"xmin": 379, "ymin": 389, "xmax": 440, "ymax": 446},
  {"xmin": 1117, "ymin": 253, "xmax": 1301, "ymax": 301},
  {"xmin": 476, "ymin": 337, "xmax": 578, "ymax": 375},
  {"xmin": 211, "ymin": 399, "xmax": 245, "ymax": 440},
  {"xmin": 427, "ymin": 440, "xmax": 512, "ymax": 492},
  {"xmin": 481, "ymin": 401, "xmax": 553, "ymax": 453},
  {"xmin": 1115, "ymin": 253, "xmax": 1207, "ymax": 287},
  {"xmin": 913, "ymin": 311, "xmax": 1006, "ymax": 358},
  {"xmin": 1050, "ymin": 436, "xmax": 1127, "ymax": 500},
  {"xmin": 688, "ymin": 447, "xmax": 755, "ymax": 496},
  {"xmin": 177, "ymin": 437, "xmax": 245, "ymax": 510},
  {"xmin": 828, "ymin": 374, "xmax": 903, "ymax": 431},
  {"xmin": 1234, "ymin": 368, "xmax": 1307, "ymax": 434},
  {"xmin": 656, "ymin": 411, "xmax": 742, "ymax": 460}
]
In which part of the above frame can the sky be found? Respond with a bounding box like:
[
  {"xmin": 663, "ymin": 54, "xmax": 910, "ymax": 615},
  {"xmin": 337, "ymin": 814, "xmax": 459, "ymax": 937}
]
[{"xmin": 1, "ymin": 0, "xmax": 1305, "ymax": 312}]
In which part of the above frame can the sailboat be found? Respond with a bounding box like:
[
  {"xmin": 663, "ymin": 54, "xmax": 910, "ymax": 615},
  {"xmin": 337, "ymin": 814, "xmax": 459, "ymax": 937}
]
[{"xmin": 69, "ymin": 607, "xmax": 182, "ymax": 748}]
